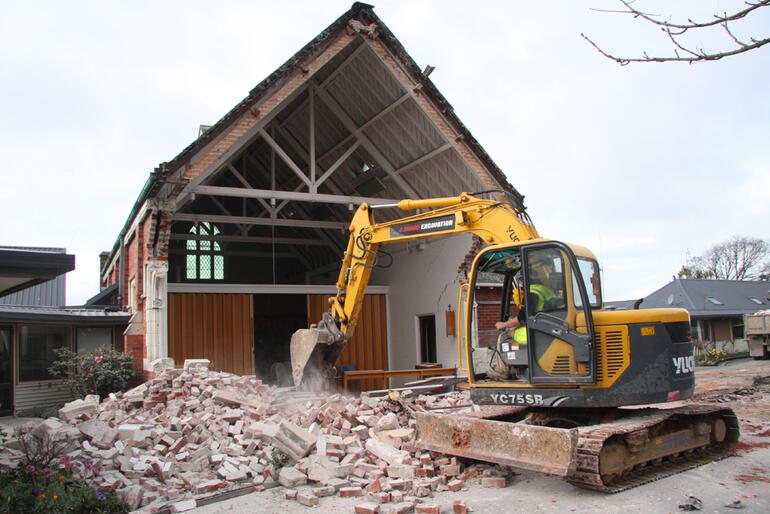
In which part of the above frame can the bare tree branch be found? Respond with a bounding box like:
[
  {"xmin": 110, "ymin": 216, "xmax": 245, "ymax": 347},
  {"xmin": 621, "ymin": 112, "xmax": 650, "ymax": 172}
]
[
  {"xmin": 679, "ymin": 236, "xmax": 770, "ymax": 281},
  {"xmin": 584, "ymin": 0, "xmax": 770, "ymax": 64}
]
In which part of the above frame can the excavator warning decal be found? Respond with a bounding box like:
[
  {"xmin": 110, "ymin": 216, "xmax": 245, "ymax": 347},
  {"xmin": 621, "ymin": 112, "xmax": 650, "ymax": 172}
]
[{"xmin": 390, "ymin": 214, "xmax": 455, "ymax": 238}]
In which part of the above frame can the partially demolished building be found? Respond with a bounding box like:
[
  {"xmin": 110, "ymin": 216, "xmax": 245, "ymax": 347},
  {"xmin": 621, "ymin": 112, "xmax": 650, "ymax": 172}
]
[{"xmin": 99, "ymin": 2, "xmax": 523, "ymax": 381}]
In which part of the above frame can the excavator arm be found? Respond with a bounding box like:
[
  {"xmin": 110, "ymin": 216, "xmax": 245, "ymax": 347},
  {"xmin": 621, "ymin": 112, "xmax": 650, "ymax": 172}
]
[{"xmin": 291, "ymin": 192, "xmax": 540, "ymax": 387}]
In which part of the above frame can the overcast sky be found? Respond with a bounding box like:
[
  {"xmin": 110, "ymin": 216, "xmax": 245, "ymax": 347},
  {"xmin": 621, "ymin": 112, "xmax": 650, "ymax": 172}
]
[{"xmin": 1, "ymin": 1, "xmax": 768, "ymax": 305}]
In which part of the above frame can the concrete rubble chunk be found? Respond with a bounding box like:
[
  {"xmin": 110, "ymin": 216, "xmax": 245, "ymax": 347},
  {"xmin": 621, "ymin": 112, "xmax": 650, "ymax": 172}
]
[
  {"xmin": 376, "ymin": 413, "xmax": 399, "ymax": 432},
  {"xmin": 78, "ymin": 419, "xmax": 118, "ymax": 449},
  {"xmin": 296, "ymin": 490, "xmax": 319, "ymax": 506},
  {"xmin": 170, "ymin": 499, "xmax": 197, "ymax": 512},
  {"xmin": 274, "ymin": 420, "xmax": 317, "ymax": 461},
  {"xmin": 31, "ymin": 418, "xmax": 64, "ymax": 440},
  {"xmin": 58, "ymin": 396, "xmax": 99, "ymax": 422},
  {"xmin": 307, "ymin": 454, "xmax": 337, "ymax": 482},
  {"xmin": 366, "ymin": 439, "xmax": 410, "ymax": 465},
  {"xmin": 149, "ymin": 357, "xmax": 175, "ymax": 375},
  {"xmin": 183, "ymin": 359, "xmax": 210, "ymax": 369},
  {"xmin": 278, "ymin": 466, "xmax": 308, "ymax": 488},
  {"xmin": 212, "ymin": 388, "xmax": 263, "ymax": 409}
]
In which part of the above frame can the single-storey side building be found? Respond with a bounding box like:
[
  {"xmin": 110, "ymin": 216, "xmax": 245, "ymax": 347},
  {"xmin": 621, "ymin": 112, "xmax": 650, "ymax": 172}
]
[
  {"xmin": 99, "ymin": 3, "xmax": 527, "ymax": 384},
  {"xmin": 0, "ymin": 247, "xmax": 130, "ymax": 414}
]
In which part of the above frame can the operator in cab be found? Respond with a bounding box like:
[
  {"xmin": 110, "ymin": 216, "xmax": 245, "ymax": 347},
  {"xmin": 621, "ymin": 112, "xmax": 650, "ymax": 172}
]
[{"xmin": 495, "ymin": 254, "xmax": 557, "ymax": 343}]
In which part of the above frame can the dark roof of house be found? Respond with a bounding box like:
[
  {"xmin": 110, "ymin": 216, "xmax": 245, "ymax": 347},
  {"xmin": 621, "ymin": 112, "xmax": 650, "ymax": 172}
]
[
  {"xmin": 101, "ymin": 2, "xmax": 524, "ymax": 275},
  {"xmin": 641, "ymin": 279, "xmax": 770, "ymax": 318},
  {"xmin": 604, "ymin": 299, "xmax": 637, "ymax": 311},
  {"xmin": 85, "ymin": 282, "xmax": 120, "ymax": 308},
  {"xmin": 0, "ymin": 247, "xmax": 75, "ymax": 299}
]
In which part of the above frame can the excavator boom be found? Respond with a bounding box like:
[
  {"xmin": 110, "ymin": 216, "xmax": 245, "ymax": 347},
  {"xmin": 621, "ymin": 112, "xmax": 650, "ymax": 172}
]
[{"xmin": 291, "ymin": 192, "xmax": 538, "ymax": 387}]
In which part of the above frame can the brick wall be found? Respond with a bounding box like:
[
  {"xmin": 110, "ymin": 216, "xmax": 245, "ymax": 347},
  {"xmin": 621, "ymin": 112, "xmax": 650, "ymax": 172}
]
[{"xmin": 474, "ymin": 286, "xmax": 519, "ymax": 348}]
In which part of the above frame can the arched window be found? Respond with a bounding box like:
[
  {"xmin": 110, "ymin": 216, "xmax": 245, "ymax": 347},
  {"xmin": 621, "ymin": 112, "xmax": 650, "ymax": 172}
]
[{"xmin": 186, "ymin": 222, "xmax": 224, "ymax": 280}]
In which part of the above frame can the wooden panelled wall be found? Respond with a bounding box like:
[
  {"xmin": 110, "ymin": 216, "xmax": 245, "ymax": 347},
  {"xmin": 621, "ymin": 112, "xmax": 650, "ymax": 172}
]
[
  {"xmin": 168, "ymin": 293, "xmax": 254, "ymax": 376},
  {"xmin": 307, "ymin": 294, "xmax": 388, "ymax": 391}
]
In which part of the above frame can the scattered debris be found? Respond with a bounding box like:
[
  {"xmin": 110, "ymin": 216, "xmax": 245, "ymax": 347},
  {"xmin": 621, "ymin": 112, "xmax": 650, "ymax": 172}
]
[
  {"xmin": 0, "ymin": 367, "xmax": 503, "ymax": 512},
  {"xmin": 724, "ymin": 500, "xmax": 744, "ymax": 509},
  {"xmin": 678, "ymin": 494, "xmax": 703, "ymax": 511}
]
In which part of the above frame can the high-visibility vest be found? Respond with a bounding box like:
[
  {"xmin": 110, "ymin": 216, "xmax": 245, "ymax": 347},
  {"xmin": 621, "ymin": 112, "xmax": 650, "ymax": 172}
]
[
  {"xmin": 530, "ymin": 283, "xmax": 555, "ymax": 311},
  {"xmin": 512, "ymin": 283, "xmax": 555, "ymax": 344}
]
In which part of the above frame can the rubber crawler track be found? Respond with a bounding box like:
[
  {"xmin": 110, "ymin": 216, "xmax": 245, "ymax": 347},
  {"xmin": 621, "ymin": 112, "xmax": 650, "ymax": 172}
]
[{"xmin": 566, "ymin": 405, "xmax": 740, "ymax": 493}]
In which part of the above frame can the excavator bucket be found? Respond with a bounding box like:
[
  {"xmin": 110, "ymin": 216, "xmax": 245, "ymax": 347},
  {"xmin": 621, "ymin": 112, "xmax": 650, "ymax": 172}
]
[
  {"xmin": 414, "ymin": 411, "xmax": 579, "ymax": 476},
  {"xmin": 290, "ymin": 313, "xmax": 347, "ymax": 389}
]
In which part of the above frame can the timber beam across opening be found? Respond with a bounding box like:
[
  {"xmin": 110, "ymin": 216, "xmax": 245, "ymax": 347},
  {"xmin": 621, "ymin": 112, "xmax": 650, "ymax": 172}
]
[
  {"xmin": 191, "ymin": 186, "xmax": 399, "ymax": 207},
  {"xmin": 172, "ymin": 212, "xmax": 348, "ymax": 230}
]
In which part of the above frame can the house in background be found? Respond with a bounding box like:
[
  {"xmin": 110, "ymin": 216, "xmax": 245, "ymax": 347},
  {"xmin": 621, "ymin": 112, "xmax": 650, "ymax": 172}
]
[
  {"xmin": 0, "ymin": 246, "xmax": 130, "ymax": 415},
  {"xmin": 641, "ymin": 278, "xmax": 770, "ymax": 354}
]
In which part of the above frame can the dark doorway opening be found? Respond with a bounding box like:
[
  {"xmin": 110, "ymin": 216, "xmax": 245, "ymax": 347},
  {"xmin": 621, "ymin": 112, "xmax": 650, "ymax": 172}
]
[
  {"xmin": 419, "ymin": 315, "xmax": 437, "ymax": 364},
  {"xmin": 253, "ymin": 295, "xmax": 307, "ymax": 385},
  {"xmin": 0, "ymin": 327, "xmax": 13, "ymax": 415}
]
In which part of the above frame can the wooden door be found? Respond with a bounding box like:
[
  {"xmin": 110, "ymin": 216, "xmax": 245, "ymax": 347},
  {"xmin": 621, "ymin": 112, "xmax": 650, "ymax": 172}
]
[
  {"xmin": 307, "ymin": 294, "xmax": 388, "ymax": 391},
  {"xmin": 168, "ymin": 293, "xmax": 254, "ymax": 375}
]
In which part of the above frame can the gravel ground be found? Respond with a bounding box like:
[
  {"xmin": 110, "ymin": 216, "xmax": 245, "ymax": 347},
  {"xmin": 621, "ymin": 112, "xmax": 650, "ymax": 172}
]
[{"xmin": 191, "ymin": 359, "xmax": 770, "ymax": 514}]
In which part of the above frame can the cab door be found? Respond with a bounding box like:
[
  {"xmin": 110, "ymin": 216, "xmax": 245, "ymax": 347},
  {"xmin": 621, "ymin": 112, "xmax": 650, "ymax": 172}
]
[{"xmin": 521, "ymin": 243, "xmax": 596, "ymax": 385}]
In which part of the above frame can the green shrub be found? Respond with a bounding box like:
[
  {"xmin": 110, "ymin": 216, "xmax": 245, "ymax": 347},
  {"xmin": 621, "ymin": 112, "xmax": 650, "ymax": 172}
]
[
  {"xmin": 49, "ymin": 346, "xmax": 137, "ymax": 399},
  {"xmin": 269, "ymin": 448, "xmax": 292, "ymax": 474}
]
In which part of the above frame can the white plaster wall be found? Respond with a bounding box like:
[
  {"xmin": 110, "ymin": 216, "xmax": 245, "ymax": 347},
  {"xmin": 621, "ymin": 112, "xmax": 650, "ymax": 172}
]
[{"xmin": 372, "ymin": 234, "xmax": 475, "ymax": 375}]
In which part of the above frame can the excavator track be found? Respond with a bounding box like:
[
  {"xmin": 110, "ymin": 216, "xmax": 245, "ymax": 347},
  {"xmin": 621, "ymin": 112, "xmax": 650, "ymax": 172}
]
[{"xmin": 567, "ymin": 405, "xmax": 740, "ymax": 493}]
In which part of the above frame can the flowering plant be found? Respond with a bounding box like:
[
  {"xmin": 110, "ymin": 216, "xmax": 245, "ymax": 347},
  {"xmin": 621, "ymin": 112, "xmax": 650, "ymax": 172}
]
[
  {"xmin": 49, "ymin": 346, "xmax": 137, "ymax": 399},
  {"xmin": 0, "ymin": 429, "xmax": 127, "ymax": 513}
]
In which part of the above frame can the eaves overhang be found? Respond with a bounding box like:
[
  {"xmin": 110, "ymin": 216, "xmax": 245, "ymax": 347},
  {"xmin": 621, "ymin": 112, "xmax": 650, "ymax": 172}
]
[{"xmin": 0, "ymin": 248, "xmax": 75, "ymax": 299}]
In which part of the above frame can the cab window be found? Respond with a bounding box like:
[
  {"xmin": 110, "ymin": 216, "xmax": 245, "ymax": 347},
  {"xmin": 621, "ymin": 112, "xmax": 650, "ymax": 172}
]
[
  {"xmin": 524, "ymin": 247, "xmax": 566, "ymax": 316},
  {"xmin": 572, "ymin": 258, "xmax": 601, "ymax": 309}
]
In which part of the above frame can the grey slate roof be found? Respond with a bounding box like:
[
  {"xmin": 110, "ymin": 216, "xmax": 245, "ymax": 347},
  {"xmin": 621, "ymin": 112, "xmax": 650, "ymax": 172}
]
[{"xmin": 641, "ymin": 279, "xmax": 770, "ymax": 318}]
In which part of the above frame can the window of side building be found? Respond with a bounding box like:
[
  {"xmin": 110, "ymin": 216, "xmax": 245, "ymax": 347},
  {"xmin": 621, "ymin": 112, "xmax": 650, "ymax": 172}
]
[{"xmin": 18, "ymin": 325, "xmax": 70, "ymax": 382}]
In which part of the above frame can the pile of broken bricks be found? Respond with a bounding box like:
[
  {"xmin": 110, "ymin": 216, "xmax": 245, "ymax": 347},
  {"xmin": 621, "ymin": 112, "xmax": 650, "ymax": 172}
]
[{"xmin": 0, "ymin": 362, "xmax": 515, "ymax": 513}]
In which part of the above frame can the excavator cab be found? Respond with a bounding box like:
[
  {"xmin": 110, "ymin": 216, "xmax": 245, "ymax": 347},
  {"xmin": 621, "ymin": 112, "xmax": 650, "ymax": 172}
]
[{"xmin": 465, "ymin": 241, "xmax": 600, "ymax": 391}]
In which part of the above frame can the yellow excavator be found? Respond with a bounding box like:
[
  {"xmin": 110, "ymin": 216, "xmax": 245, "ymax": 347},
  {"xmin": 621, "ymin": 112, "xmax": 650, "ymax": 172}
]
[{"xmin": 290, "ymin": 191, "xmax": 738, "ymax": 492}]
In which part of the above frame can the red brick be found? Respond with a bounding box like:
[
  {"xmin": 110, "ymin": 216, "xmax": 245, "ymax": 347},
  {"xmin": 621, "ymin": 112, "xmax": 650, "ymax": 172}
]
[
  {"xmin": 447, "ymin": 479, "xmax": 463, "ymax": 492},
  {"xmin": 453, "ymin": 500, "xmax": 468, "ymax": 514},
  {"xmin": 368, "ymin": 491, "xmax": 390, "ymax": 504},
  {"xmin": 481, "ymin": 476, "xmax": 506, "ymax": 488},
  {"xmin": 440, "ymin": 464, "xmax": 462, "ymax": 476},
  {"xmin": 340, "ymin": 487, "xmax": 363, "ymax": 498},
  {"xmin": 355, "ymin": 503, "xmax": 380, "ymax": 514},
  {"xmin": 416, "ymin": 504, "xmax": 440, "ymax": 514},
  {"xmin": 416, "ymin": 467, "xmax": 435, "ymax": 478}
]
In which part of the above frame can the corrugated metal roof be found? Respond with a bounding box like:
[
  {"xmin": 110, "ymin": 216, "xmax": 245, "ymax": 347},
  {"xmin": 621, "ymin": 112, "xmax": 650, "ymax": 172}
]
[{"xmin": 0, "ymin": 275, "xmax": 65, "ymax": 307}]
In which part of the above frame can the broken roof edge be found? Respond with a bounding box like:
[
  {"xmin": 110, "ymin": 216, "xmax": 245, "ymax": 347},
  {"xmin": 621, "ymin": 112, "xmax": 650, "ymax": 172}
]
[
  {"xmin": 101, "ymin": 2, "xmax": 525, "ymax": 278},
  {"xmin": 156, "ymin": 1, "xmax": 523, "ymax": 205}
]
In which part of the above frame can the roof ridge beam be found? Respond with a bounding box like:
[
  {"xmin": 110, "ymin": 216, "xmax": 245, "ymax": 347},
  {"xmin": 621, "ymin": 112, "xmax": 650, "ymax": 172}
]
[
  {"xmin": 192, "ymin": 186, "xmax": 398, "ymax": 206},
  {"xmin": 173, "ymin": 212, "xmax": 347, "ymax": 230}
]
